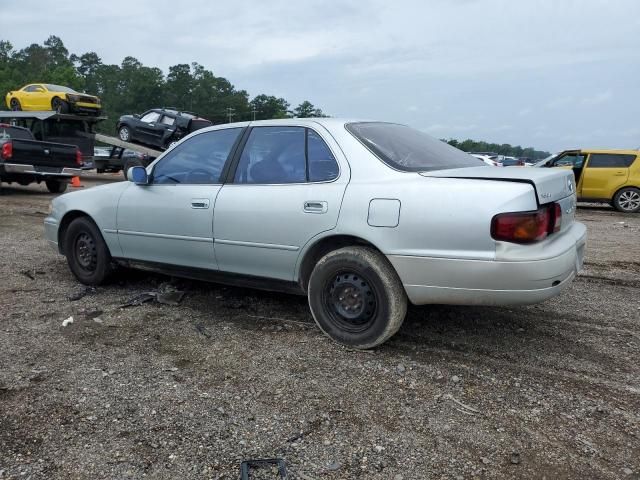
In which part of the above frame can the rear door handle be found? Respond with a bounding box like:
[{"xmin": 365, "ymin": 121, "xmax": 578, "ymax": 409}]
[
  {"xmin": 191, "ymin": 198, "xmax": 210, "ymax": 209},
  {"xmin": 303, "ymin": 201, "xmax": 328, "ymax": 214}
]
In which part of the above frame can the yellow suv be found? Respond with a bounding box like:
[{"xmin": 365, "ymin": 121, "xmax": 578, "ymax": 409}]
[{"xmin": 542, "ymin": 149, "xmax": 640, "ymax": 213}]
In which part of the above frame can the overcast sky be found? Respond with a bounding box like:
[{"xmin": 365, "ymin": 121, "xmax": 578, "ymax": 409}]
[{"xmin": 3, "ymin": 0, "xmax": 640, "ymax": 152}]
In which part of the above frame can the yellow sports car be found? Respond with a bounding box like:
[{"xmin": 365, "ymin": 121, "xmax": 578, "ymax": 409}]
[{"xmin": 5, "ymin": 83, "xmax": 101, "ymax": 115}]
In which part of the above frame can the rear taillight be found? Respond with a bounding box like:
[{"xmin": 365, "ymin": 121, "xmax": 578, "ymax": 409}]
[
  {"xmin": 75, "ymin": 148, "xmax": 83, "ymax": 166},
  {"xmin": 491, "ymin": 203, "xmax": 561, "ymax": 244},
  {"xmin": 553, "ymin": 203, "xmax": 562, "ymax": 233},
  {"xmin": 1, "ymin": 141, "xmax": 12, "ymax": 159}
]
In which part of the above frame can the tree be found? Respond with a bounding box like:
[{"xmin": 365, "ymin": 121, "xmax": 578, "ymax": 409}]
[
  {"xmin": 293, "ymin": 100, "xmax": 327, "ymax": 118},
  {"xmin": 249, "ymin": 94, "xmax": 290, "ymax": 120}
]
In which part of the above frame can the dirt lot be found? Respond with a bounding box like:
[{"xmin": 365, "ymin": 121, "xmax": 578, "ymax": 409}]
[{"xmin": 1, "ymin": 175, "xmax": 639, "ymax": 479}]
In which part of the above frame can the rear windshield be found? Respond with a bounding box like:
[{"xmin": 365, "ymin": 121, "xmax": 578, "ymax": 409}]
[
  {"xmin": 346, "ymin": 122, "xmax": 484, "ymax": 172},
  {"xmin": 0, "ymin": 125, "xmax": 32, "ymax": 140}
]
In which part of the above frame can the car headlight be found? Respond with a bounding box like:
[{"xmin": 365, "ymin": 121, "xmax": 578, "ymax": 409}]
[{"xmin": 66, "ymin": 94, "xmax": 79, "ymax": 102}]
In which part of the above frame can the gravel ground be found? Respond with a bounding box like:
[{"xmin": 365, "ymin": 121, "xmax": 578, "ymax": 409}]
[{"xmin": 1, "ymin": 176, "xmax": 639, "ymax": 479}]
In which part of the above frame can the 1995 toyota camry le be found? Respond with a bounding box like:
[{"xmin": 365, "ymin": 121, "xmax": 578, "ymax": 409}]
[{"xmin": 44, "ymin": 119, "xmax": 586, "ymax": 348}]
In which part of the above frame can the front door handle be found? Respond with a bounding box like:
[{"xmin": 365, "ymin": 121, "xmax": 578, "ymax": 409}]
[
  {"xmin": 191, "ymin": 198, "xmax": 210, "ymax": 209},
  {"xmin": 303, "ymin": 201, "xmax": 328, "ymax": 214},
  {"xmin": 613, "ymin": 171, "xmax": 626, "ymax": 176}
]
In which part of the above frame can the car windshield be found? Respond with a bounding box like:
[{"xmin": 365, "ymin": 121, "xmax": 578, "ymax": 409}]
[
  {"xmin": 346, "ymin": 122, "xmax": 485, "ymax": 172},
  {"xmin": 44, "ymin": 84, "xmax": 77, "ymax": 93}
]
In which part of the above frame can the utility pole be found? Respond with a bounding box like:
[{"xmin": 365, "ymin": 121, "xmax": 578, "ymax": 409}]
[
  {"xmin": 226, "ymin": 107, "xmax": 235, "ymax": 123},
  {"xmin": 251, "ymin": 108, "xmax": 258, "ymax": 121}
]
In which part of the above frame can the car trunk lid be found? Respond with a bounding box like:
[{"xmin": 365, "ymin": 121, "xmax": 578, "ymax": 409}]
[{"xmin": 419, "ymin": 165, "xmax": 576, "ymax": 204}]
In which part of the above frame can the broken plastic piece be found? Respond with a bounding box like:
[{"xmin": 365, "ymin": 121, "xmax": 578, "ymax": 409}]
[{"xmin": 240, "ymin": 458, "xmax": 288, "ymax": 479}]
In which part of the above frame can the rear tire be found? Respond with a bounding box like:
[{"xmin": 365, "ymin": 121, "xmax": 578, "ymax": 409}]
[
  {"xmin": 613, "ymin": 187, "xmax": 640, "ymax": 213},
  {"xmin": 118, "ymin": 125, "xmax": 131, "ymax": 142},
  {"xmin": 45, "ymin": 179, "xmax": 67, "ymax": 193},
  {"xmin": 51, "ymin": 97, "xmax": 69, "ymax": 113},
  {"xmin": 9, "ymin": 98, "xmax": 21, "ymax": 111},
  {"xmin": 64, "ymin": 217, "xmax": 113, "ymax": 285},
  {"xmin": 307, "ymin": 246, "xmax": 407, "ymax": 349}
]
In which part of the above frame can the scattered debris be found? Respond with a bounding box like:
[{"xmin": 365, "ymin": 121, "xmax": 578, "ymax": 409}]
[
  {"xmin": 510, "ymin": 452, "xmax": 521, "ymax": 465},
  {"xmin": 451, "ymin": 375, "xmax": 461, "ymax": 383},
  {"xmin": 240, "ymin": 458, "xmax": 288, "ymax": 479},
  {"xmin": 20, "ymin": 269, "xmax": 35, "ymax": 280},
  {"xmin": 119, "ymin": 292, "xmax": 156, "ymax": 308},
  {"xmin": 61, "ymin": 316, "xmax": 74, "ymax": 327},
  {"xmin": 447, "ymin": 394, "xmax": 481, "ymax": 414},
  {"xmin": 194, "ymin": 323, "xmax": 211, "ymax": 338},
  {"xmin": 156, "ymin": 290, "xmax": 185, "ymax": 305},
  {"xmin": 68, "ymin": 286, "xmax": 96, "ymax": 301},
  {"xmin": 326, "ymin": 461, "xmax": 342, "ymax": 472},
  {"xmin": 119, "ymin": 286, "xmax": 185, "ymax": 308}
]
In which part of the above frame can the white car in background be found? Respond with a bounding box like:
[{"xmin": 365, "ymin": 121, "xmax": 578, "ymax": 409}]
[{"xmin": 470, "ymin": 153, "xmax": 503, "ymax": 167}]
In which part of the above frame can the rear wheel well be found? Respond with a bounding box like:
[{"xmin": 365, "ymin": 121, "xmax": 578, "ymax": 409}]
[
  {"xmin": 298, "ymin": 235, "xmax": 382, "ymax": 291},
  {"xmin": 58, "ymin": 211, "xmax": 91, "ymax": 255}
]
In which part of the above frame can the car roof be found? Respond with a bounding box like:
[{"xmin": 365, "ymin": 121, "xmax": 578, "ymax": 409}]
[{"xmin": 577, "ymin": 149, "xmax": 640, "ymax": 155}]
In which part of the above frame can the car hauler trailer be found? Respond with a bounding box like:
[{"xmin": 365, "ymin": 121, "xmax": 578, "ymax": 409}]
[{"xmin": 0, "ymin": 111, "xmax": 161, "ymax": 176}]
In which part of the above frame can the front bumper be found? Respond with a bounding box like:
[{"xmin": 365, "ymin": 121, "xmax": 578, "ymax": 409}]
[
  {"xmin": 388, "ymin": 222, "xmax": 587, "ymax": 306},
  {"xmin": 44, "ymin": 215, "xmax": 60, "ymax": 252}
]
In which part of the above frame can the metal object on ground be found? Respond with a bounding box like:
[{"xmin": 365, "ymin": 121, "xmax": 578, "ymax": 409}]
[{"xmin": 240, "ymin": 458, "xmax": 288, "ymax": 479}]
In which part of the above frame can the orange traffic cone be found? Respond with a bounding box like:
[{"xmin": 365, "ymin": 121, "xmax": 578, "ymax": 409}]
[{"xmin": 71, "ymin": 176, "xmax": 82, "ymax": 188}]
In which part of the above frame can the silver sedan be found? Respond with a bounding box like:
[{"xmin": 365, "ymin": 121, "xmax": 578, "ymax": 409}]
[{"xmin": 44, "ymin": 119, "xmax": 586, "ymax": 348}]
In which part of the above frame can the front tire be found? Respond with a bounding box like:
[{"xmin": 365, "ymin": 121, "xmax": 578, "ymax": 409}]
[
  {"xmin": 64, "ymin": 217, "xmax": 113, "ymax": 285},
  {"xmin": 307, "ymin": 246, "xmax": 407, "ymax": 349},
  {"xmin": 613, "ymin": 187, "xmax": 640, "ymax": 213},
  {"xmin": 9, "ymin": 98, "xmax": 21, "ymax": 111},
  {"xmin": 51, "ymin": 97, "xmax": 69, "ymax": 114},
  {"xmin": 45, "ymin": 179, "xmax": 67, "ymax": 193}
]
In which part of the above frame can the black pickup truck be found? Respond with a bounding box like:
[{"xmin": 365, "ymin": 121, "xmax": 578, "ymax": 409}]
[{"xmin": 0, "ymin": 124, "xmax": 82, "ymax": 193}]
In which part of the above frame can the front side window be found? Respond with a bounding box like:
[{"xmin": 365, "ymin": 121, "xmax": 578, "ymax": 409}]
[
  {"xmin": 553, "ymin": 153, "xmax": 586, "ymax": 168},
  {"xmin": 234, "ymin": 127, "xmax": 339, "ymax": 184},
  {"xmin": 160, "ymin": 115, "xmax": 176, "ymax": 126},
  {"xmin": 588, "ymin": 153, "xmax": 636, "ymax": 168},
  {"xmin": 24, "ymin": 85, "xmax": 38, "ymax": 92},
  {"xmin": 152, "ymin": 128, "xmax": 242, "ymax": 185},
  {"xmin": 346, "ymin": 122, "xmax": 481, "ymax": 172},
  {"xmin": 141, "ymin": 111, "xmax": 161, "ymax": 123}
]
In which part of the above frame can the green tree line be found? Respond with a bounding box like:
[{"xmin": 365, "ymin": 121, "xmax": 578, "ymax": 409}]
[
  {"xmin": 444, "ymin": 138, "xmax": 550, "ymax": 160},
  {"xmin": 0, "ymin": 36, "xmax": 327, "ymax": 133}
]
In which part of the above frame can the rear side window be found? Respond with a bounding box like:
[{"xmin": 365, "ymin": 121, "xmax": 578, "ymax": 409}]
[
  {"xmin": 588, "ymin": 154, "xmax": 636, "ymax": 168},
  {"xmin": 346, "ymin": 122, "xmax": 482, "ymax": 172},
  {"xmin": 234, "ymin": 127, "xmax": 339, "ymax": 184},
  {"xmin": 0, "ymin": 126, "xmax": 32, "ymax": 140},
  {"xmin": 152, "ymin": 128, "xmax": 242, "ymax": 184}
]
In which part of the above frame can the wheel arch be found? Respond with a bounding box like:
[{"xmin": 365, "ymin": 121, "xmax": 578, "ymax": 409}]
[
  {"xmin": 58, "ymin": 210, "xmax": 98, "ymax": 255},
  {"xmin": 297, "ymin": 234, "xmax": 386, "ymax": 291}
]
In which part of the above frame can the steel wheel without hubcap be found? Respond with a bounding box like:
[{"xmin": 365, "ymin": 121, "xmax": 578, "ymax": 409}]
[
  {"xmin": 324, "ymin": 271, "xmax": 378, "ymax": 333},
  {"xmin": 74, "ymin": 232, "xmax": 97, "ymax": 273},
  {"xmin": 616, "ymin": 189, "xmax": 640, "ymax": 212},
  {"xmin": 308, "ymin": 246, "xmax": 407, "ymax": 349}
]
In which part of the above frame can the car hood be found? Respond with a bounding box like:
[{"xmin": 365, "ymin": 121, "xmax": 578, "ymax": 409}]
[{"xmin": 420, "ymin": 166, "xmax": 576, "ymax": 204}]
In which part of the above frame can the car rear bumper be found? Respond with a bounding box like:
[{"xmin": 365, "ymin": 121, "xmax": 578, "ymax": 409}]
[
  {"xmin": 1, "ymin": 163, "xmax": 81, "ymax": 177},
  {"xmin": 388, "ymin": 222, "xmax": 587, "ymax": 306}
]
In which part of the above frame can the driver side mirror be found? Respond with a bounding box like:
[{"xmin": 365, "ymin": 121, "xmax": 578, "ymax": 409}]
[
  {"xmin": 133, "ymin": 114, "xmax": 141, "ymax": 119},
  {"xmin": 35, "ymin": 87, "xmax": 45, "ymax": 92},
  {"xmin": 127, "ymin": 166, "xmax": 149, "ymax": 185}
]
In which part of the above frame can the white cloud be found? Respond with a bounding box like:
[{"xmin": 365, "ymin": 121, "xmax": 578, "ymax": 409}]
[{"xmin": 581, "ymin": 90, "xmax": 613, "ymax": 106}]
